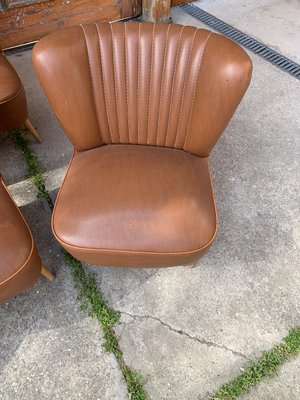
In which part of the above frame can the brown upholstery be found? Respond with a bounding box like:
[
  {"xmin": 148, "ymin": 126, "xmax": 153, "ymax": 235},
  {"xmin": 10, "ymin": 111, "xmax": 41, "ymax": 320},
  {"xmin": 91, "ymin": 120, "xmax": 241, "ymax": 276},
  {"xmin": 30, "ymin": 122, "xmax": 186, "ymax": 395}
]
[
  {"xmin": 0, "ymin": 176, "xmax": 42, "ymax": 303},
  {"xmin": 0, "ymin": 44, "xmax": 28, "ymax": 132},
  {"xmin": 52, "ymin": 145, "xmax": 217, "ymax": 267},
  {"xmin": 33, "ymin": 22, "xmax": 252, "ymax": 268}
]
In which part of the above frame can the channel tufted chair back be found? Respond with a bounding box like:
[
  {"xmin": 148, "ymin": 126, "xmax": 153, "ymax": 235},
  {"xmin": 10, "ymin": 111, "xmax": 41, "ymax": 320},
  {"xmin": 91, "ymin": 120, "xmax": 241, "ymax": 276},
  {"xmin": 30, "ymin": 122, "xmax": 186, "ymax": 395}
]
[
  {"xmin": 33, "ymin": 22, "xmax": 251, "ymax": 156},
  {"xmin": 33, "ymin": 22, "xmax": 252, "ymax": 268}
]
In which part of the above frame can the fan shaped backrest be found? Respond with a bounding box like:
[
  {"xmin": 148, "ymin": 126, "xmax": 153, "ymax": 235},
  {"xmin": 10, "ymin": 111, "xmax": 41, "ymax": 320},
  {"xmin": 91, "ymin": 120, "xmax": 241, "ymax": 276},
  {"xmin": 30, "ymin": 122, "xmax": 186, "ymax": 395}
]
[{"xmin": 33, "ymin": 22, "xmax": 252, "ymax": 156}]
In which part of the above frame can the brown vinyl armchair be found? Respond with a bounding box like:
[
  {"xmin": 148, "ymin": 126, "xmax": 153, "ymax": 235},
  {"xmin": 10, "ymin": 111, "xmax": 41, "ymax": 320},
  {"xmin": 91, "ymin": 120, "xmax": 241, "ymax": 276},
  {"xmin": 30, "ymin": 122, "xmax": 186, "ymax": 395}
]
[
  {"xmin": 0, "ymin": 43, "xmax": 40, "ymax": 141},
  {"xmin": 0, "ymin": 176, "xmax": 54, "ymax": 304},
  {"xmin": 32, "ymin": 22, "xmax": 252, "ymax": 268}
]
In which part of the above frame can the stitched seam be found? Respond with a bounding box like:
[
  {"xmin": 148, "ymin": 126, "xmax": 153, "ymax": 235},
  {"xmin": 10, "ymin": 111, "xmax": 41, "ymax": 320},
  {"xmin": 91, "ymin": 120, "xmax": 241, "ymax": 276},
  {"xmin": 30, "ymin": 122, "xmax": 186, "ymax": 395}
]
[
  {"xmin": 165, "ymin": 26, "xmax": 185, "ymax": 147},
  {"xmin": 137, "ymin": 22, "xmax": 141, "ymax": 144},
  {"xmin": 174, "ymin": 29, "xmax": 198, "ymax": 148},
  {"xmin": 184, "ymin": 32, "xmax": 212, "ymax": 149},
  {"xmin": 110, "ymin": 24, "xmax": 121, "ymax": 143},
  {"xmin": 0, "ymin": 82, "xmax": 22, "ymax": 105},
  {"xmin": 124, "ymin": 23, "xmax": 130, "ymax": 144},
  {"xmin": 156, "ymin": 24, "xmax": 171, "ymax": 146},
  {"xmin": 80, "ymin": 25, "xmax": 102, "ymax": 138},
  {"xmin": 96, "ymin": 23, "xmax": 113, "ymax": 143},
  {"xmin": 146, "ymin": 24, "xmax": 156, "ymax": 145}
]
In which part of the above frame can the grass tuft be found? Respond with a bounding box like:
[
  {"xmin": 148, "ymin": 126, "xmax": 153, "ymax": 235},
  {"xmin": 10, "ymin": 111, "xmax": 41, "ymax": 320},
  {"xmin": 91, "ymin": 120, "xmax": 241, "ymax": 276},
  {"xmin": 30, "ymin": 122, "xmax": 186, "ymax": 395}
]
[
  {"xmin": 10, "ymin": 127, "xmax": 148, "ymax": 400},
  {"xmin": 210, "ymin": 327, "xmax": 300, "ymax": 400},
  {"xmin": 9, "ymin": 127, "xmax": 54, "ymax": 209},
  {"xmin": 63, "ymin": 251, "xmax": 147, "ymax": 400}
]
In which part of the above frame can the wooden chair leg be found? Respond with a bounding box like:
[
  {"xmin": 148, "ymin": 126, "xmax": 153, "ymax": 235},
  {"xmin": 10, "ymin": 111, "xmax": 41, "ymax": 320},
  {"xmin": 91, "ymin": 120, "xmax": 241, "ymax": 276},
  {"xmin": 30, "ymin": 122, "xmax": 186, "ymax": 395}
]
[
  {"xmin": 24, "ymin": 119, "xmax": 41, "ymax": 142},
  {"xmin": 41, "ymin": 265, "xmax": 55, "ymax": 281}
]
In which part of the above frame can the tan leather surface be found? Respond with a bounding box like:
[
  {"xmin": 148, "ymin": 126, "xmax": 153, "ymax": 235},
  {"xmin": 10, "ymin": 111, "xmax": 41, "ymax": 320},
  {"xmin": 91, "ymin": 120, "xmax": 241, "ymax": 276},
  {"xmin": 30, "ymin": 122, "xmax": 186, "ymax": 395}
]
[
  {"xmin": 0, "ymin": 49, "xmax": 28, "ymax": 132},
  {"xmin": 33, "ymin": 22, "xmax": 252, "ymax": 268},
  {"xmin": 52, "ymin": 145, "xmax": 217, "ymax": 267},
  {"xmin": 0, "ymin": 177, "xmax": 41, "ymax": 303},
  {"xmin": 33, "ymin": 22, "xmax": 252, "ymax": 156}
]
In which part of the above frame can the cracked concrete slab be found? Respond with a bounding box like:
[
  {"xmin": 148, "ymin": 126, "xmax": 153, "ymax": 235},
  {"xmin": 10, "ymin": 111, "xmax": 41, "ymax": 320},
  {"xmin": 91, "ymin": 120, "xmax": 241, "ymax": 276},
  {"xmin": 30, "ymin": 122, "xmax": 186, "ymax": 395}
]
[
  {"xmin": 115, "ymin": 314, "xmax": 247, "ymax": 400},
  {"xmin": 0, "ymin": 318, "xmax": 128, "ymax": 400}
]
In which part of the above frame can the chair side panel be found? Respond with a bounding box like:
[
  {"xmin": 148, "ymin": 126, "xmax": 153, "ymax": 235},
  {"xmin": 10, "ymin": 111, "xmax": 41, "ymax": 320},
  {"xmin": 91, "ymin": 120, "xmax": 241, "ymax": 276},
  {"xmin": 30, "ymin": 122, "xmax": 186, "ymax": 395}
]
[
  {"xmin": 32, "ymin": 26, "xmax": 103, "ymax": 150},
  {"xmin": 184, "ymin": 33, "xmax": 253, "ymax": 156}
]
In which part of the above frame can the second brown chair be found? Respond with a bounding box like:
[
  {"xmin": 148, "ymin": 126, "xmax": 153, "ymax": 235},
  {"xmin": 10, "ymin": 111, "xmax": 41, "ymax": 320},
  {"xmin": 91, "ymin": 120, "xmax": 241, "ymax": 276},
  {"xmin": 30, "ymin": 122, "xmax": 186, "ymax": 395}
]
[
  {"xmin": 33, "ymin": 22, "xmax": 252, "ymax": 268},
  {"xmin": 0, "ymin": 176, "xmax": 54, "ymax": 304},
  {"xmin": 0, "ymin": 43, "xmax": 40, "ymax": 141}
]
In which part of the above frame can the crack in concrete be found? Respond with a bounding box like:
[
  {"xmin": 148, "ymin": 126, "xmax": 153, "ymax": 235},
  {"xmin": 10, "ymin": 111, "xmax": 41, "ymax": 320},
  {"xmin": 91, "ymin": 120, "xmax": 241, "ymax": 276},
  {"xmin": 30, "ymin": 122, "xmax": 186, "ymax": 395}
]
[{"xmin": 119, "ymin": 311, "xmax": 250, "ymax": 361}]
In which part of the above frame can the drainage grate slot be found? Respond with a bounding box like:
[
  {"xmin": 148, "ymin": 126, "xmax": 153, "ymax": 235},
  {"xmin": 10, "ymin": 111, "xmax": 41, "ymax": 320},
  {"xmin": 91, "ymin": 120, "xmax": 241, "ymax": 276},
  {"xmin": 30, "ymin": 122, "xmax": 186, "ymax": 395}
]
[{"xmin": 179, "ymin": 3, "xmax": 300, "ymax": 80}]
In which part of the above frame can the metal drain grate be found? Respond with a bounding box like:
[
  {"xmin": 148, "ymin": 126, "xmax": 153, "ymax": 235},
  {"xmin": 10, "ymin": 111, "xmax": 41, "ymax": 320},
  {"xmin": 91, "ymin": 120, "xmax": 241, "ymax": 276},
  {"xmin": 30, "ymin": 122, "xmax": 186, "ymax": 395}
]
[{"xmin": 179, "ymin": 3, "xmax": 300, "ymax": 80}]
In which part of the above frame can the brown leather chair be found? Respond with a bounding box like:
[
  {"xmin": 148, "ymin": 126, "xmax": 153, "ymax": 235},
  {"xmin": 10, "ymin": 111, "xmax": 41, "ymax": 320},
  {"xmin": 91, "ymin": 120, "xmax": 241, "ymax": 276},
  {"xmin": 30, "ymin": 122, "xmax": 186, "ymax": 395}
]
[
  {"xmin": 0, "ymin": 43, "xmax": 40, "ymax": 141},
  {"xmin": 33, "ymin": 22, "xmax": 252, "ymax": 268},
  {"xmin": 0, "ymin": 176, "xmax": 54, "ymax": 303}
]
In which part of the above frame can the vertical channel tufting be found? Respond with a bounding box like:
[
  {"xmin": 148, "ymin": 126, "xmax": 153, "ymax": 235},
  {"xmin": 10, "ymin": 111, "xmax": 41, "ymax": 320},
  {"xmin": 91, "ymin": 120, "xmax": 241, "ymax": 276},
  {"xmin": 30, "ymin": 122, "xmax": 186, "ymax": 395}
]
[
  {"xmin": 165, "ymin": 26, "xmax": 184, "ymax": 147},
  {"xmin": 136, "ymin": 23, "xmax": 141, "ymax": 144},
  {"xmin": 97, "ymin": 23, "xmax": 119, "ymax": 143},
  {"xmin": 110, "ymin": 23, "xmax": 129, "ymax": 143},
  {"xmin": 156, "ymin": 24, "xmax": 171, "ymax": 146},
  {"xmin": 165, "ymin": 27, "xmax": 210, "ymax": 149},
  {"xmin": 146, "ymin": 24, "xmax": 170, "ymax": 146},
  {"xmin": 110, "ymin": 24, "xmax": 121, "ymax": 142},
  {"xmin": 125, "ymin": 23, "xmax": 139, "ymax": 144},
  {"xmin": 173, "ymin": 29, "xmax": 197, "ymax": 148},
  {"xmin": 95, "ymin": 23, "xmax": 113, "ymax": 143},
  {"xmin": 137, "ymin": 23, "xmax": 154, "ymax": 145},
  {"xmin": 85, "ymin": 22, "xmax": 215, "ymax": 149},
  {"xmin": 34, "ymin": 21, "xmax": 252, "ymax": 154},
  {"xmin": 124, "ymin": 23, "xmax": 130, "ymax": 143}
]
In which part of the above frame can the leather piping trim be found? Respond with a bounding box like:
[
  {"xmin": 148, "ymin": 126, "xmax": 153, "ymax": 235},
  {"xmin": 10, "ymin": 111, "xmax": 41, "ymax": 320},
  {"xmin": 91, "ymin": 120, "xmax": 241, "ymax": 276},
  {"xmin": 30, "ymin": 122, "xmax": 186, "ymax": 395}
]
[
  {"xmin": 0, "ymin": 80, "xmax": 23, "ymax": 105},
  {"xmin": 51, "ymin": 149, "xmax": 218, "ymax": 257},
  {"xmin": 0, "ymin": 177, "xmax": 40, "ymax": 286}
]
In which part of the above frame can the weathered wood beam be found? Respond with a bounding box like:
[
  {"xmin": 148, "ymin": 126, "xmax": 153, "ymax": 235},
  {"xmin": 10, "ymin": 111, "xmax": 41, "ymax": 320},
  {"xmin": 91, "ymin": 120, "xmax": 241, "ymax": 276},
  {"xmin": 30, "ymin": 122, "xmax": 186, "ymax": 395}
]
[{"xmin": 142, "ymin": 0, "xmax": 171, "ymax": 23}]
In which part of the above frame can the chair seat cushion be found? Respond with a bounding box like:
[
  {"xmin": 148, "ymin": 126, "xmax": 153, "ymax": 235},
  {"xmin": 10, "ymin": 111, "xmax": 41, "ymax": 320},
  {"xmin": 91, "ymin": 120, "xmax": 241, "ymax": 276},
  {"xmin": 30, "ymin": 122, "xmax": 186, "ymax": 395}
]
[
  {"xmin": 0, "ymin": 178, "xmax": 41, "ymax": 303},
  {"xmin": 53, "ymin": 145, "xmax": 217, "ymax": 267}
]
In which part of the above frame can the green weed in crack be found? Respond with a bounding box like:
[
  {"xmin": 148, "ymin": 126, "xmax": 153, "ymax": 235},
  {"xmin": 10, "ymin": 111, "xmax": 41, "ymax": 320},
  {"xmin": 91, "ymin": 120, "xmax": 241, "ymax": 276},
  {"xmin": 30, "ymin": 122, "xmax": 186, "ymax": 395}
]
[
  {"xmin": 64, "ymin": 251, "xmax": 147, "ymax": 399},
  {"xmin": 9, "ymin": 127, "xmax": 148, "ymax": 400},
  {"xmin": 209, "ymin": 327, "xmax": 300, "ymax": 400},
  {"xmin": 9, "ymin": 127, "xmax": 54, "ymax": 209}
]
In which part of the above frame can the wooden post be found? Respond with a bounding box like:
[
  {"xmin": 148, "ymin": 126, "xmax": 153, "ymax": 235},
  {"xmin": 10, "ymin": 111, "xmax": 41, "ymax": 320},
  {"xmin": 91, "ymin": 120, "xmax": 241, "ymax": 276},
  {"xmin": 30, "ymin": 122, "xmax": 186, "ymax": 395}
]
[{"xmin": 142, "ymin": 0, "xmax": 171, "ymax": 23}]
